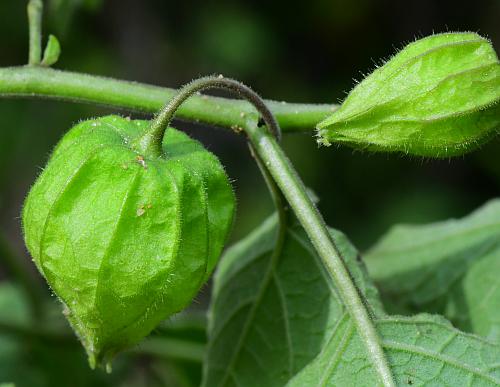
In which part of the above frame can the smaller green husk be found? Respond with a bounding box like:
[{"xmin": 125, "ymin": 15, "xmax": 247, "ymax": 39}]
[{"xmin": 317, "ymin": 32, "xmax": 500, "ymax": 157}]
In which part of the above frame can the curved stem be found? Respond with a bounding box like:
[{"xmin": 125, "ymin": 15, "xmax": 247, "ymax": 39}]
[
  {"xmin": 145, "ymin": 76, "xmax": 395, "ymax": 386},
  {"xmin": 0, "ymin": 66, "xmax": 336, "ymax": 133},
  {"xmin": 27, "ymin": 0, "xmax": 43, "ymax": 65},
  {"xmin": 250, "ymin": 142, "xmax": 288, "ymax": 230},
  {"xmin": 135, "ymin": 76, "xmax": 281, "ymax": 156}
]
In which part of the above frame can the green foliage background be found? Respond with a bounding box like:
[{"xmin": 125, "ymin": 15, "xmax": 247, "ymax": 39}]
[{"xmin": 0, "ymin": 0, "xmax": 499, "ymax": 386}]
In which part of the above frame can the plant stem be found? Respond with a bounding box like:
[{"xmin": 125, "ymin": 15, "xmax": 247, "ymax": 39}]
[
  {"xmin": 244, "ymin": 122, "xmax": 396, "ymax": 387},
  {"xmin": 27, "ymin": 0, "xmax": 43, "ymax": 65},
  {"xmin": 145, "ymin": 76, "xmax": 395, "ymax": 386},
  {"xmin": 0, "ymin": 66, "xmax": 336, "ymax": 133},
  {"xmin": 135, "ymin": 76, "xmax": 282, "ymax": 156}
]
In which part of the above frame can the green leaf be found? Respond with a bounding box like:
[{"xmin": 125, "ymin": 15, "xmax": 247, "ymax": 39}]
[
  {"xmin": 317, "ymin": 32, "xmax": 500, "ymax": 157},
  {"xmin": 365, "ymin": 199, "xmax": 500, "ymax": 340},
  {"xmin": 203, "ymin": 215, "xmax": 383, "ymax": 387},
  {"xmin": 41, "ymin": 34, "xmax": 61, "ymax": 67},
  {"xmin": 458, "ymin": 246, "xmax": 500, "ymax": 341},
  {"xmin": 204, "ymin": 215, "xmax": 500, "ymax": 386},
  {"xmin": 289, "ymin": 314, "xmax": 500, "ymax": 386}
]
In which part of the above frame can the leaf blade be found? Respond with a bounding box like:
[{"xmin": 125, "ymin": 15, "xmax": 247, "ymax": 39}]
[
  {"xmin": 205, "ymin": 211, "xmax": 500, "ymax": 386},
  {"xmin": 203, "ymin": 216, "xmax": 380, "ymax": 386},
  {"xmin": 289, "ymin": 314, "xmax": 500, "ymax": 386},
  {"xmin": 365, "ymin": 199, "xmax": 500, "ymax": 338}
]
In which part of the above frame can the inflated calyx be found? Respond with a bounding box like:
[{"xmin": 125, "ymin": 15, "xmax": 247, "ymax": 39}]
[{"xmin": 22, "ymin": 115, "xmax": 235, "ymax": 368}]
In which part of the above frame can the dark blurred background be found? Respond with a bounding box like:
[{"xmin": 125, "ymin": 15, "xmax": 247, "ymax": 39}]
[{"xmin": 0, "ymin": 0, "xmax": 498, "ymax": 386}]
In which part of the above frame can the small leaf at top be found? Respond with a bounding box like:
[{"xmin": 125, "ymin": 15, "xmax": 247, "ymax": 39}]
[
  {"xmin": 317, "ymin": 32, "xmax": 500, "ymax": 157},
  {"xmin": 41, "ymin": 34, "xmax": 61, "ymax": 67}
]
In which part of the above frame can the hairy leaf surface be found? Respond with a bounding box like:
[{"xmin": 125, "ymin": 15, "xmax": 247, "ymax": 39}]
[
  {"xmin": 289, "ymin": 314, "xmax": 500, "ymax": 386},
  {"xmin": 317, "ymin": 32, "xmax": 500, "ymax": 157},
  {"xmin": 22, "ymin": 115, "xmax": 235, "ymax": 367},
  {"xmin": 202, "ymin": 216, "xmax": 382, "ymax": 387},
  {"xmin": 204, "ymin": 215, "xmax": 500, "ymax": 386}
]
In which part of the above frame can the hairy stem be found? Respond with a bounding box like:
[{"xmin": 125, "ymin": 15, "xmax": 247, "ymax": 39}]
[
  {"xmin": 0, "ymin": 66, "xmax": 336, "ymax": 133},
  {"xmin": 245, "ymin": 122, "xmax": 396, "ymax": 386},
  {"xmin": 27, "ymin": 0, "xmax": 43, "ymax": 65},
  {"xmin": 146, "ymin": 76, "xmax": 395, "ymax": 386},
  {"xmin": 135, "ymin": 76, "xmax": 282, "ymax": 156}
]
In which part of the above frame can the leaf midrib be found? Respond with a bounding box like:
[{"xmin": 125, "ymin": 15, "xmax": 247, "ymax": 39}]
[{"xmin": 213, "ymin": 229, "xmax": 286, "ymax": 387}]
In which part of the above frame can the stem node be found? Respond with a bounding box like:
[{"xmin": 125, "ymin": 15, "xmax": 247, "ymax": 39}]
[
  {"xmin": 135, "ymin": 76, "xmax": 282, "ymax": 157},
  {"xmin": 144, "ymin": 75, "xmax": 395, "ymax": 386}
]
